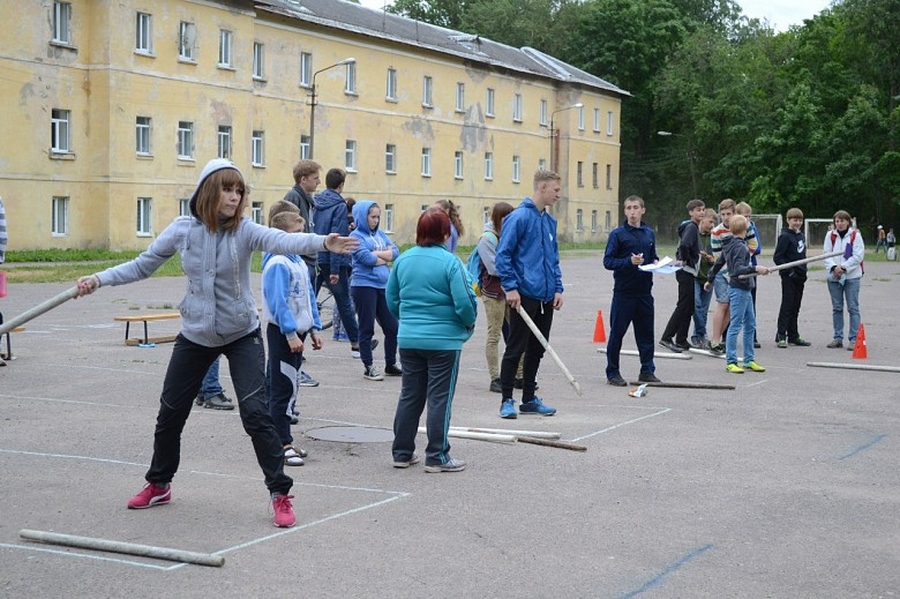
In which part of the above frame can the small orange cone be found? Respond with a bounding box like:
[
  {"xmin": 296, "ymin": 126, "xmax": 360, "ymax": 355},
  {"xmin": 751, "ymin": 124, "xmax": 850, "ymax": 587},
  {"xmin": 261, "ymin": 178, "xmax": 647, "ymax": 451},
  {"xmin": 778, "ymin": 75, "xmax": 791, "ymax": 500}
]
[
  {"xmin": 592, "ymin": 309, "xmax": 607, "ymax": 343},
  {"xmin": 852, "ymin": 323, "xmax": 867, "ymax": 359}
]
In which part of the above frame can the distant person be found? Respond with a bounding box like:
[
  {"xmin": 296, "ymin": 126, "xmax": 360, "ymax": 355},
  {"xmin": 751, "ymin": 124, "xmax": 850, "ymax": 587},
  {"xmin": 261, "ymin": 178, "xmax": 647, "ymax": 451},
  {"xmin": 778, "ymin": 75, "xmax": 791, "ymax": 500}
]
[
  {"xmin": 660, "ymin": 199, "xmax": 705, "ymax": 353},
  {"xmin": 0, "ymin": 197, "xmax": 7, "ymax": 367},
  {"xmin": 735, "ymin": 202, "xmax": 761, "ymax": 348},
  {"xmin": 434, "ymin": 199, "xmax": 465, "ymax": 253},
  {"xmin": 603, "ymin": 195, "xmax": 661, "ymax": 386},
  {"xmin": 193, "ymin": 358, "xmax": 234, "ymax": 410},
  {"xmin": 690, "ymin": 208, "xmax": 717, "ymax": 348},
  {"xmin": 387, "ymin": 208, "xmax": 478, "ymax": 473},
  {"xmin": 74, "ymin": 158, "xmax": 356, "ymax": 528},
  {"xmin": 875, "ymin": 225, "xmax": 886, "ymax": 254},
  {"xmin": 887, "ymin": 228, "xmax": 896, "ymax": 261},
  {"xmin": 773, "ymin": 207, "xmax": 811, "ymax": 348},
  {"xmin": 823, "ymin": 210, "xmax": 865, "ymax": 349},
  {"xmin": 494, "ymin": 170, "xmax": 564, "ymax": 419}
]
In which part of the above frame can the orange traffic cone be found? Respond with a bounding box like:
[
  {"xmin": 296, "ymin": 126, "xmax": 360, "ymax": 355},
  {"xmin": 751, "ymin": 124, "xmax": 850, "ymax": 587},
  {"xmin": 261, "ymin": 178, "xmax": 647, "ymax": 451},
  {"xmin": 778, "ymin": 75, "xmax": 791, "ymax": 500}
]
[
  {"xmin": 852, "ymin": 323, "xmax": 867, "ymax": 359},
  {"xmin": 592, "ymin": 310, "xmax": 607, "ymax": 343}
]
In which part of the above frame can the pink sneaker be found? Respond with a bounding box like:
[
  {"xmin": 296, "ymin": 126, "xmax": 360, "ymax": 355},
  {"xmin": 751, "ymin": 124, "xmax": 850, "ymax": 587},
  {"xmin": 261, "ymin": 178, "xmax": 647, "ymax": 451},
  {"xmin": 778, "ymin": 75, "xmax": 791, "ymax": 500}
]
[
  {"xmin": 272, "ymin": 494, "xmax": 295, "ymax": 528},
  {"xmin": 127, "ymin": 482, "xmax": 171, "ymax": 509}
]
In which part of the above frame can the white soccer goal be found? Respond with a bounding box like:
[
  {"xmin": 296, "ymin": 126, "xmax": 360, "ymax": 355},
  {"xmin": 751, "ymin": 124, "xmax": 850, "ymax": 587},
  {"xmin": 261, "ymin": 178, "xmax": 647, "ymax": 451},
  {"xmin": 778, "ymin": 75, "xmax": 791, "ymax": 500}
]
[
  {"xmin": 751, "ymin": 213, "xmax": 782, "ymax": 254},
  {"xmin": 805, "ymin": 217, "xmax": 857, "ymax": 248}
]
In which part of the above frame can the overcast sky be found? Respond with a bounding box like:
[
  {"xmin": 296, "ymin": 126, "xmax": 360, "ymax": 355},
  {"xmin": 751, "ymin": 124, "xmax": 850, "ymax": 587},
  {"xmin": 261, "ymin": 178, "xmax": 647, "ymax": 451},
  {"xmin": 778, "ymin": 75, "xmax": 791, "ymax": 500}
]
[{"xmin": 355, "ymin": 0, "xmax": 833, "ymax": 32}]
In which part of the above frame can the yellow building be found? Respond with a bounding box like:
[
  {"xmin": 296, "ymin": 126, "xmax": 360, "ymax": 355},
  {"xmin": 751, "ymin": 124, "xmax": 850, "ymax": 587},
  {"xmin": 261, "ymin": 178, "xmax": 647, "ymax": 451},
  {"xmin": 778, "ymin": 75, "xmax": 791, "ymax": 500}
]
[{"xmin": 0, "ymin": 0, "xmax": 627, "ymax": 251}]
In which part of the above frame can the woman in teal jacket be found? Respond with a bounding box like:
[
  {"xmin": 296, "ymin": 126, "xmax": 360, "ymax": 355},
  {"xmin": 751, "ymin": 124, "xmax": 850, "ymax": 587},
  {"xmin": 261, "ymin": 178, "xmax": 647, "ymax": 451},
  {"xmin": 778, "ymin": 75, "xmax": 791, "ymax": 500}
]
[{"xmin": 387, "ymin": 208, "xmax": 478, "ymax": 473}]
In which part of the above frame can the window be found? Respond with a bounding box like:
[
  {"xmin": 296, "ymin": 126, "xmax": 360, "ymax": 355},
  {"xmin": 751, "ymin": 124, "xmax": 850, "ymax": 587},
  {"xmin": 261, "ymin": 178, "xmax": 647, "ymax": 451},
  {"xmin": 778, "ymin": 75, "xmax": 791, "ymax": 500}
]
[
  {"xmin": 422, "ymin": 76, "xmax": 433, "ymax": 107},
  {"xmin": 52, "ymin": 196, "xmax": 69, "ymax": 235},
  {"xmin": 593, "ymin": 108, "xmax": 601, "ymax": 132},
  {"xmin": 177, "ymin": 121, "xmax": 194, "ymax": 159},
  {"xmin": 455, "ymin": 83, "xmax": 465, "ymax": 112},
  {"xmin": 135, "ymin": 12, "xmax": 153, "ymax": 54},
  {"xmin": 512, "ymin": 155, "xmax": 521, "ymax": 183},
  {"xmin": 486, "ymin": 88, "xmax": 495, "ymax": 117},
  {"xmin": 386, "ymin": 68, "xmax": 397, "ymax": 101},
  {"xmin": 252, "ymin": 130, "xmax": 265, "ymax": 166},
  {"xmin": 576, "ymin": 209, "xmax": 584, "ymax": 232},
  {"xmin": 300, "ymin": 135, "xmax": 310, "ymax": 160},
  {"xmin": 218, "ymin": 30, "xmax": 233, "ymax": 68},
  {"xmin": 592, "ymin": 163, "xmax": 599, "ymax": 189},
  {"xmin": 421, "ymin": 148, "xmax": 431, "ymax": 177},
  {"xmin": 578, "ymin": 106, "xmax": 585, "ymax": 131},
  {"xmin": 484, "ymin": 152, "xmax": 493, "ymax": 180},
  {"xmin": 51, "ymin": 109, "xmax": 71, "ymax": 153},
  {"xmin": 345, "ymin": 140, "xmax": 357, "ymax": 171},
  {"xmin": 454, "ymin": 151, "xmax": 463, "ymax": 179},
  {"xmin": 300, "ymin": 53, "xmax": 312, "ymax": 87},
  {"xmin": 606, "ymin": 164, "xmax": 613, "ymax": 190},
  {"xmin": 577, "ymin": 161, "xmax": 584, "ymax": 187},
  {"xmin": 384, "ymin": 204, "xmax": 395, "ymax": 233},
  {"xmin": 482, "ymin": 206, "xmax": 491, "ymax": 224},
  {"xmin": 252, "ymin": 42, "xmax": 265, "ymax": 79},
  {"xmin": 540, "ymin": 99, "xmax": 548, "ymax": 126},
  {"xmin": 53, "ymin": 2, "xmax": 72, "ymax": 44},
  {"xmin": 217, "ymin": 125, "xmax": 232, "ymax": 159},
  {"xmin": 344, "ymin": 62, "xmax": 357, "ymax": 94},
  {"xmin": 137, "ymin": 197, "xmax": 152, "ymax": 235},
  {"xmin": 135, "ymin": 116, "xmax": 151, "ymax": 155},
  {"xmin": 385, "ymin": 144, "xmax": 396, "ymax": 173},
  {"xmin": 607, "ymin": 111, "xmax": 615, "ymax": 135},
  {"xmin": 605, "ymin": 210, "xmax": 612, "ymax": 232},
  {"xmin": 591, "ymin": 210, "xmax": 598, "ymax": 233},
  {"xmin": 178, "ymin": 198, "xmax": 190, "ymax": 216},
  {"xmin": 179, "ymin": 22, "xmax": 196, "ymax": 61},
  {"xmin": 513, "ymin": 93, "xmax": 523, "ymax": 122},
  {"xmin": 251, "ymin": 202, "xmax": 263, "ymax": 224},
  {"xmin": 538, "ymin": 158, "xmax": 547, "ymax": 171}
]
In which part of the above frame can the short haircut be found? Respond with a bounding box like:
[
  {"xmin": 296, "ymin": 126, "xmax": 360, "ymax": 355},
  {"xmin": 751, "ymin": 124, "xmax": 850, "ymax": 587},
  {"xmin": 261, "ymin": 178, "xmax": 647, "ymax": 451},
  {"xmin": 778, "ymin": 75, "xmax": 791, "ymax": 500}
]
[
  {"xmin": 735, "ymin": 201, "xmax": 752, "ymax": 216},
  {"xmin": 729, "ymin": 214, "xmax": 748, "ymax": 236},
  {"xmin": 292, "ymin": 160, "xmax": 321, "ymax": 184},
  {"xmin": 704, "ymin": 208, "xmax": 719, "ymax": 223},
  {"xmin": 833, "ymin": 209, "xmax": 851, "ymax": 223},
  {"xmin": 270, "ymin": 211, "xmax": 305, "ymax": 233},
  {"xmin": 268, "ymin": 200, "xmax": 300, "ymax": 226},
  {"xmin": 718, "ymin": 198, "xmax": 736, "ymax": 213},
  {"xmin": 325, "ymin": 168, "xmax": 346, "ymax": 190},
  {"xmin": 624, "ymin": 194, "xmax": 644, "ymax": 208},
  {"xmin": 686, "ymin": 199, "xmax": 705, "ymax": 211},
  {"xmin": 533, "ymin": 169, "xmax": 561, "ymax": 189},
  {"xmin": 416, "ymin": 207, "xmax": 451, "ymax": 246},
  {"xmin": 786, "ymin": 207, "xmax": 804, "ymax": 220}
]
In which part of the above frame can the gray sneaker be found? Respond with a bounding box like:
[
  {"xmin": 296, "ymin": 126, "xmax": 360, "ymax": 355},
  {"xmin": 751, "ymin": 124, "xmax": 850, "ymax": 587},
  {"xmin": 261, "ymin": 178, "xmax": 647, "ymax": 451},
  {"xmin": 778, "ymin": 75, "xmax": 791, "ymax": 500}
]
[
  {"xmin": 202, "ymin": 393, "xmax": 235, "ymax": 410},
  {"xmin": 392, "ymin": 453, "xmax": 421, "ymax": 469},
  {"xmin": 424, "ymin": 458, "xmax": 466, "ymax": 473}
]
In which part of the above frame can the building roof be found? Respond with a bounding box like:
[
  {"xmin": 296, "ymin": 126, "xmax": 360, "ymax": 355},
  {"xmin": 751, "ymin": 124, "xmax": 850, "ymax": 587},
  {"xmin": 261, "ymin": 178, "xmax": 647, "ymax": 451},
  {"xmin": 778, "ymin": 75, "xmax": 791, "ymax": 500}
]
[{"xmin": 256, "ymin": 0, "xmax": 630, "ymax": 98}]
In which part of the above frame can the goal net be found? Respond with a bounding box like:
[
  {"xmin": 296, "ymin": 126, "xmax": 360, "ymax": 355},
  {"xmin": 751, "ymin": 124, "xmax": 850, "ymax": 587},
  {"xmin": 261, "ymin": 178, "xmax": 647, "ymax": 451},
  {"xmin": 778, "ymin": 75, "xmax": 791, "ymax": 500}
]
[
  {"xmin": 805, "ymin": 217, "xmax": 857, "ymax": 248},
  {"xmin": 751, "ymin": 214, "xmax": 782, "ymax": 254}
]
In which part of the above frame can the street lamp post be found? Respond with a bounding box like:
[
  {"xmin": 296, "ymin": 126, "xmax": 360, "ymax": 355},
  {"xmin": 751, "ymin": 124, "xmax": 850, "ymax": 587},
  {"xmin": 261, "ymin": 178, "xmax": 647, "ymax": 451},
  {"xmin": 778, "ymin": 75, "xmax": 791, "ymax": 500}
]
[
  {"xmin": 657, "ymin": 130, "xmax": 698, "ymax": 198},
  {"xmin": 308, "ymin": 57, "xmax": 355, "ymax": 160},
  {"xmin": 549, "ymin": 103, "xmax": 583, "ymax": 172}
]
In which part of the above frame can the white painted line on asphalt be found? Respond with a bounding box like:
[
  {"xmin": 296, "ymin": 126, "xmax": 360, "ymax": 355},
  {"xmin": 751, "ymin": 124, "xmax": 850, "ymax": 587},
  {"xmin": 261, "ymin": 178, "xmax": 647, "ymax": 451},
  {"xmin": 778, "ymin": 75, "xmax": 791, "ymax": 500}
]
[
  {"xmin": 0, "ymin": 543, "xmax": 171, "ymax": 570},
  {"xmin": 570, "ymin": 406, "xmax": 672, "ymax": 442}
]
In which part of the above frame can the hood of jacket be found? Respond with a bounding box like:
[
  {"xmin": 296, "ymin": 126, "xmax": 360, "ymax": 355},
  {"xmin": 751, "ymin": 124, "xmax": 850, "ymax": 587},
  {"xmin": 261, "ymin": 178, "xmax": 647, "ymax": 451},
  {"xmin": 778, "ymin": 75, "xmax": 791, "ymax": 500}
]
[
  {"xmin": 352, "ymin": 200, "xmax": 379, "ymax": 234},
  {"xmin": 314, "ymin": 188, "xmax": 345, "ymax": 211}
]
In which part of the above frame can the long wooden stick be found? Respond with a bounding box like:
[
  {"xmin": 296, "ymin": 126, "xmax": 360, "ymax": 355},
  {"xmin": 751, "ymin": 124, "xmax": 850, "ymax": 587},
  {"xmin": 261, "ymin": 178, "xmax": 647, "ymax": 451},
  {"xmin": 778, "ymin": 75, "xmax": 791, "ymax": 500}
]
[
  {"xmin": 19, "ymin": 529, "xmax": 224, "ymax": 567},
  {"xmin": 516, "ymin": 436, "xmax": 587, "ymax": 452},
  {"xmin": 515, "ymin": 305, "xmax": 583, "ymax": 396},
  {"xmin": 418, "ymin": 427, "xmax": 516, "ymax": 443},
  {"xmin": 449, "ymin": 426, "xmax": 561, "ymax": 439},
  {"xmin": 627, "ymin": 380, "xmax": 736, "ymax": 390},
  {"xmin": 739, "ymin": 250, "xmax": 842, "ymax": 278},
  {"xmin": 807, "ymin": 362, "xmax": 900, "ymax": 374},
  {"xmin": 598, "ymin": 348, "xmax": 693, "ymax": 360},
  {"xmin": 0, "ymin": 286, "xmax": 79, "ymax": 335}
]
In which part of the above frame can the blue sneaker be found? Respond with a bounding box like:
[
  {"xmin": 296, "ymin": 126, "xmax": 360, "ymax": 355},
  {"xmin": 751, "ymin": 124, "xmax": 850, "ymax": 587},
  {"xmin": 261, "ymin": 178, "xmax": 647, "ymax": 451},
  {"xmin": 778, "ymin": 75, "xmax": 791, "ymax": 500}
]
[
  {"xmin": 499, "ymin": 398, "xmax": 517, "ymax": 419},
  {"xmin": 519, "ymin": 397, "xmax": 556, "ymax": 416}
]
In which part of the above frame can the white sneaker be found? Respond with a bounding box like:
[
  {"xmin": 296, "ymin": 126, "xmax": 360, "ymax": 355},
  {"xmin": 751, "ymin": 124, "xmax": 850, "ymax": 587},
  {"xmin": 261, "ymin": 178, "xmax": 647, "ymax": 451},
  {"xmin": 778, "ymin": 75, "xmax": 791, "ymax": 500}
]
[{"xmin": 284, "ymin": 445, "xmax": 305, "ymax": 466}]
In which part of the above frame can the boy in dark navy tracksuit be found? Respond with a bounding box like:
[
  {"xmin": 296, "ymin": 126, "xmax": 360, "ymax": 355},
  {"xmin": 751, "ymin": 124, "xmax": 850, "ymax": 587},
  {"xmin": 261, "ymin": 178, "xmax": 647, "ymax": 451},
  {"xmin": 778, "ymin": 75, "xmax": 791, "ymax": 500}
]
[
  {"xmin": 773, "ymin": 207, "xmax": 810, "ymax": 347},
  {"xmin": 603, "ymin": 195, "xmax": 660, "ymax": 387}
]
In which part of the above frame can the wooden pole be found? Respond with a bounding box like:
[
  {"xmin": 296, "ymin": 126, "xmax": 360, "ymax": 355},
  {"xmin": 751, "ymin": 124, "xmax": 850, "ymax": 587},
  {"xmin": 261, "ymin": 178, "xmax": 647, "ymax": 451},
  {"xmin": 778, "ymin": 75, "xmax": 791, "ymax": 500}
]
[
  {"xmin": 0, "ymin": 286, "xmax": 79, "ymax": 335},
  {"xmin": 449, "ymin": 426, "xmax": 561, "ymax": 439},
  {"xmin": 19, "ymin": 529, "xmax": 225, "ymax": 567},
  {"xmin": 739, "ymin": 250, "xmax": 842, "ymax": 278},
  {"xmin": 598, "ymin": 348, "xmax": 693, "ymax": 360},
  {"xmin": 516, "ymin": 305, "xmax": 583, "ymax": 396},
  {"xmin": 418, "ymin": 427, "xmax": 516, "ymax": 443},
  {"xmin": 516, "ymin": 436, "xmax": 587, "ymax": 452},
  {"xmin": 807, "ymin": 362, "xmax": 900, "ymax": 374},
  {"xmin": 627, "ymin": 380, "xmax": 736, "ymax": 390}
]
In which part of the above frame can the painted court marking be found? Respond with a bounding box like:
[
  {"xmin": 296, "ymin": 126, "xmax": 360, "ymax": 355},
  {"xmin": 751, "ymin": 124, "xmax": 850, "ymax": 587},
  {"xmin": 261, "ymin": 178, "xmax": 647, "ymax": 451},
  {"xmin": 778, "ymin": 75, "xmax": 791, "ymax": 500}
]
[
  {"xmin": 837, "ymin": 433, "xmax": 886, "ymax": 460},
  {"xmin": 570, "ymin": 406, "xmax": 672, "ymax": 443},
  {"xmin": 618, "ymin": 543, "xmax": 715, "ymax": 598}
]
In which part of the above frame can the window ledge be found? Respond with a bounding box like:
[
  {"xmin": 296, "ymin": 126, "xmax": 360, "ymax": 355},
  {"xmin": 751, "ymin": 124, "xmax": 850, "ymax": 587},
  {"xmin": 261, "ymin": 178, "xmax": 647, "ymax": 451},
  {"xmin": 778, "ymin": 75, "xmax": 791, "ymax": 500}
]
[
  {"xmin": 134, "ymin": 50, "xmax": 155, "ymax": 58},
  {"xmin": 50, "ymin": 152, "xmax": 76, "ymax": 161},
  {"xmin": 178, "ymin": 57, "xmax": 197, "ymax": 65},
  {"xmin": 217, "ymin": 64, "xmax": 236, "ymax": 71},
  {"xmin": 251, "ymin": 163, "xmax": 266, "ymax": 169},
  {"xmin": 136, "ymin": 153, "xmax": 154, "ymax": 160},
  {"xmin": 344, "ymin": 91, "xmax": 359, "ymax": 98},
  {"xmin": 49, "ymin": 40, "xmax": 77, "ymax": 51}
]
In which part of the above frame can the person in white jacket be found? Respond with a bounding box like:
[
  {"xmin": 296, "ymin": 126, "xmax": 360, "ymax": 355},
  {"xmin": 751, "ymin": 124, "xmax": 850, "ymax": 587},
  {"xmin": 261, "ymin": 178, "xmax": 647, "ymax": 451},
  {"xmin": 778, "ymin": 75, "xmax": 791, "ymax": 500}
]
[
  {"xmin": 822, "ymin": 210, "xmax": 865, "ymax": 349},
  {"xmin": 75, "ymin": 158, "xmax": 356, "ymax": 527}
]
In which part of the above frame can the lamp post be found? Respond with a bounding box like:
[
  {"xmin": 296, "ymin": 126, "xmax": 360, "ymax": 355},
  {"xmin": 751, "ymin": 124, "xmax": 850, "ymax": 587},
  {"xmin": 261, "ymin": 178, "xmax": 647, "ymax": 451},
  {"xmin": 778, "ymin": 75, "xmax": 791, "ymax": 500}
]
[
  {"xmin": 657, "ymin": 130, "xmax": 698, "ymax": 198},
  {"xmin": 308, "ymin": 57, "xmax": 355, "ymax": 160},
  {"xmin": 549, "ymin": 103, "xmax": 583, "ymax": 172}
]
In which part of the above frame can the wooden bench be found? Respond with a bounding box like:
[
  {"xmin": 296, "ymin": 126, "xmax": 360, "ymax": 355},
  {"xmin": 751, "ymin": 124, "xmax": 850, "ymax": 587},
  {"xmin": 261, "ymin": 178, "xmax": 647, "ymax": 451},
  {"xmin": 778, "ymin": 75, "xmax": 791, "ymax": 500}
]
[{"xmin": 114, "ymin": 313, "xmax": 180, "ymax": 346}]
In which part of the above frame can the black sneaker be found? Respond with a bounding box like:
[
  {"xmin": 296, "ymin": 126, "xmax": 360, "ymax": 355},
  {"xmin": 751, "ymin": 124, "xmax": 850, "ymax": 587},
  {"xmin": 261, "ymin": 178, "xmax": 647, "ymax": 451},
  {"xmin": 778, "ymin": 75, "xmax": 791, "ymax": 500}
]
[
  {"xmin": 384, "ymin": 363, "xmax": 402, "ymax": 376},
  {"xmin": 658, "ymin": 339, "xmax": 683, "ymax": 353},
  {"xmin": 489, "ymin": 378, "xmax": 502, "ymax": 393},
  {"xmin": 708, "ymin": 343, "xmax": 725, "ymax": 355},
  {"xmin": 638, "ymin": 372, "xmax": 661, "ymax": 383},
  {"xmin": 607, "ymin": 375, "xmax": 627, "ymax": 387},
  {"xmin": 513, "ymin": 378, "xmax": 539, "ymax": 391}
]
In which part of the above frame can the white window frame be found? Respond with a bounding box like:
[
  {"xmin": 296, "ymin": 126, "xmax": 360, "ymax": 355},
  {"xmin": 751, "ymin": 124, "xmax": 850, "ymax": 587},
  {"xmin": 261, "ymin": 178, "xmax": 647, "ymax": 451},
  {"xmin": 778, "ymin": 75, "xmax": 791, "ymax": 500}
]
[
  {"xmin": 486, "ymin": 88, "xmax": 495, "ymax": 117},
  {"xmin": 576, "ymin": 209, "xmax": 584, "ymax": 232},
  {"xmin": 300, "ymin": 53, "xmax": 312, "ymax": 87},
  {"xmin": 51, "ymin": 109, "xmax": 71, "ymax": 153},
  {"xmin": 593, "ymin": 108, "xmax": 601, "ymax": 133},
  {"xmin": 179, "ymin": 22, "xmax": 196, "ymax": 61},
  {"xmin": 135, "ymin": 12, "xmax": 153, "ymax": 54},
  {"xmin": 217, "ymin": 125, "xmax": 232, "ymax": 159},
  {"xmin": 512, "ymin": 155, "xmax": 521, "ymax": 183},
  {"xmin": 607, "ymin": 110, "xmax": 615, "ymax": 136},
  {"xmin": 577, "ymin": 161, "xmax": 584, "ymax": 187},
  {"xmin": 605, "ymin": 210, "xmax": 612, "ymax": 232},
  {"xmin": 300, "ymin": 135, "xmax": 311, "ymax": 160},
  {"xmin": 252, "ymin": 42, "xmax": 265, "ymax": 80},
  {"xmin": 606, "ymin": 164, "xmax": 613, "ymax": 190},
  {"xmin": 344, "ymin": 62, "xmax": 357, "ymax": 94},
  {"xmin": 540, "ymin": 99, "xmax": 548, "ymax": 126},
  {"xmin": 178, "ymin": 198, "xmax": 190, "ymax": 217},
  {"xmin": 591, "ymin": 210, "xmax": 598, "ymax": 233},
  {"xmin": 251, "ymin": 202, "xmax": 264, "ymax": 224},
  {"xmin": 421, "ymin": 148, "xmax": 432, "ymax": 177},
  {"xmin": 484, "ymin": 152, "xmax": 494, "ymax": 180},
  {"xmin": 454, "ymin": 151, "xmax": 464, "ymax": 179},
  {"xmin": 136, "ymin": 197, "xmax": 153, "ymax": 236},
  {"xmin": 384, "ymin": 204, "xmax": 395, "ymax": 233},
  {"xmin": 578, "ymin": 106, "xmax": 585, "ymax": 131},
  {"xmin": 136, "ymin": 116, "xmax": 151, "ymax": 155},
  {"xmin": 422, "ymin": 75, "xmax": 433, "ymax": 107},
  {"xmin": 252, "ymin": 130, "xmax": 265, "ymax": 166},
  {"xmin": 345, "ymin": 140, "xmax": 357, "ymax": 171},
  {"xmin": 386, "ymin": 68, "xmax": 397, "ymax": 101},
  {"xmin": 53, "ymin": 2, "xmax": 72, "ymax": 44},
  {"xmin": 52, "ymin": 196, "xmax": 69, "ymax": 236},
  {"xmin": 218, "ymin": 29, "xmax": 233, "ymax": 68},
  {"xmin": 592, "ymin": 162, "xmax": 599, "ymax": 189},
  {"xmin": 455, "ymin": 82, "xmax": 465, "ymax": 112},
  {"xmin": 538, "ymin": 158, "xmax": 547, "ymax": 171},
  {"xmin": 385, "ymin": 144, "xmax": 397, "ymax": 173},
  {"xmin": 177, "ymin": 121, "xmax": 194, "ymax": 160},
  {"xmin": 513, "ymin": 93, "xmax": 523, "ymax": 122}
]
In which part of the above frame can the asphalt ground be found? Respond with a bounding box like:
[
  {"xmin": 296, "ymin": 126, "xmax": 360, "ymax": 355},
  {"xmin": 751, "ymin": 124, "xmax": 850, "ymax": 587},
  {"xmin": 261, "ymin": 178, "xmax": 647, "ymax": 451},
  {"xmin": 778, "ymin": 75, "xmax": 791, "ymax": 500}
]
[{"xmin": 1, "ymin": 252, "xmax": 898, "ymax": 598}]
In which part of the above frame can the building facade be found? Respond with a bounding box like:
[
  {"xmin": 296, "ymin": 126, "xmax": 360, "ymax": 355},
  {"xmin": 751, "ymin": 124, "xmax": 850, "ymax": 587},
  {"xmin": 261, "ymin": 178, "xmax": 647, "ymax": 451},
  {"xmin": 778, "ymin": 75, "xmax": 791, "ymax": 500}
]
[{"xmin": 0, "ymin": 0, "xmax": 628, "ymax": 251}]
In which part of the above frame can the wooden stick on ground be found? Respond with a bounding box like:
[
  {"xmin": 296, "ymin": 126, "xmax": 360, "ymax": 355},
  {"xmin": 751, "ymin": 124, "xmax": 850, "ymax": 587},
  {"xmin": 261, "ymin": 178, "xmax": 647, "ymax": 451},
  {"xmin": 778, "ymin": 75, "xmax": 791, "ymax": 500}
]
[
  {"xmin": 807, "ymin": 362, "xmax": 900, "ymax": 374},
  {"xmin": 418, "ymin": 427, "xmax": 516, "ymax": 443},
  {"xmin": 449, "ymin": 426, "xmax": 561, "ymax": 440},
  {"xmin": 516, "ymin": 436, "xmax": 588, "ymax": 452},
  {"xmin": 598, "ymin": 348, "xmax": 693, "ymax": 360},
  {"xmin": 627, "ymin": 381, "xmax": 736, "ymax": 390}
]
